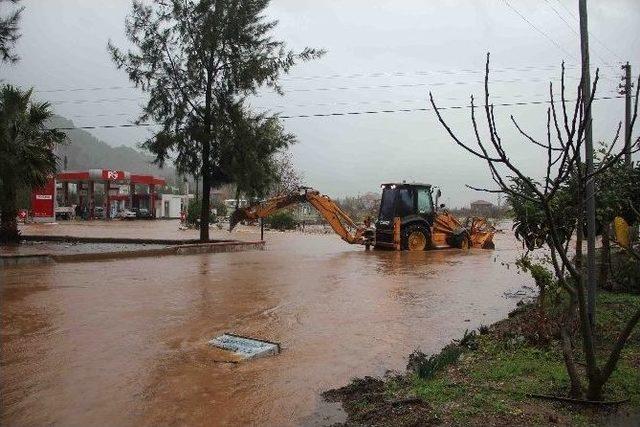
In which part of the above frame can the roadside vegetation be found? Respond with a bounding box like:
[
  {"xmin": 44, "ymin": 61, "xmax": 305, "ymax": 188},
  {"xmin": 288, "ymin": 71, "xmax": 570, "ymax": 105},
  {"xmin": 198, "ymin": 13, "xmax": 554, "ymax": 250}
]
[
  {"xmin": 325, "ymin": 292, "xmax": 640, "ymax": 426},
  {"xmin": 430, "ymin": 54, "xmax": 640, "ymax": 401},
  {"xmin": 266, "ymin": 211, "xmax": 297, "ymax": 231},
  {"xmin": 185, "ymin": 199, "xmax": 217, "ymax": 228},
  {"xmin": 0, "ymin": 85, "xmax": 66, "ymax": 243},
  {"xmin": 335, "ymin": 193, "xmax": 380, "ymax": 224}
]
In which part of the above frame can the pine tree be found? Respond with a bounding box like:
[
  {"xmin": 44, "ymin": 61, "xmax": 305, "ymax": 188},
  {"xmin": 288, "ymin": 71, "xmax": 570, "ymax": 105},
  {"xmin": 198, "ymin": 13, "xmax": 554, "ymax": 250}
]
[{"xmin": 109, "ymin": 0, "xmax": 324, "ymax": 241}]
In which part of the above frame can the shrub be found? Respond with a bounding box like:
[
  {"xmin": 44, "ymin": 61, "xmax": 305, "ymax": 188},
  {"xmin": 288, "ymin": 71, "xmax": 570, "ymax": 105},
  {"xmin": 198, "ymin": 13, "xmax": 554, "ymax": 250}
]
[
  {"xmin": 186, "ymin": 199, "xmax": 216, "ymax": 227},
  {"xmin": 455, "ymin": 329, "xmax": 479, "ymax": 350},
  {"xmin": 608, "ymin": 250, "xmax": 640, "ymax": 293},
  {"xmin": 212, "ymin": 200, "xmax": 227, "ymax": 217},
  {"xmin": 267, "ymin": 211, "xmax": 297, "ymax": 230},
  {"xmin": 407, "ymin": 344, "xmax": 463, "ymax": 380}
]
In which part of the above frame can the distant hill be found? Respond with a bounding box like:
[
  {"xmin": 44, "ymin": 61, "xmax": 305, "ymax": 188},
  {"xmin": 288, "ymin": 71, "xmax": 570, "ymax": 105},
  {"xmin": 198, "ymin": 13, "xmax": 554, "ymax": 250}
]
[{"xmin": 50, "ymin": 116, "xmax": 177, "ymax": 181}]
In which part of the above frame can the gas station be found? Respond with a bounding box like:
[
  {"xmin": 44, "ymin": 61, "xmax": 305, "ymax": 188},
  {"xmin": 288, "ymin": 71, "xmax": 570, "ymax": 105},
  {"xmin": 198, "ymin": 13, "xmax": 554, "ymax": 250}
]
[{"xmin": 31, "ymin": 169, "xmax": 166, "ymax": 221}]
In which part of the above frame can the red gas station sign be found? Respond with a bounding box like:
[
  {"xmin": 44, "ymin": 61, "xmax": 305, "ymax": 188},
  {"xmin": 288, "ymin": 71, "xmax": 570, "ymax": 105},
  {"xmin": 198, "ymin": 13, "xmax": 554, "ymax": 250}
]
[
  {"xmin": 31, "ymin": 177, "xmax": 56, "ymax": 218},
  {"xmin": 102, "ymin": 170, "xmax": 126, "ymax": 180}
]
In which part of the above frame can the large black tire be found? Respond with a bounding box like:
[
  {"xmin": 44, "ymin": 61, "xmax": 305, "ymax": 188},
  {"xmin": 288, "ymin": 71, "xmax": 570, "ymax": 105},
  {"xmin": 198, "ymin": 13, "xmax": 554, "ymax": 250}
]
[
  {"xmin": 402, "ymin": 224, "xmax": 430, "ymax": 251},
  {"xmin": 449, "ymin": 229, "xmax": 471, "ymax": 249}
]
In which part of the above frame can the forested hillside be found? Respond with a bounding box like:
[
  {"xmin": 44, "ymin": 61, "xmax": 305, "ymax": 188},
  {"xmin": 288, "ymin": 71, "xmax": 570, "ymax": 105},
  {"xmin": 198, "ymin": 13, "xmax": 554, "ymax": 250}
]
[{"xmin": 50, "ymin": 116, "xmax": 176, "ymax": 180}]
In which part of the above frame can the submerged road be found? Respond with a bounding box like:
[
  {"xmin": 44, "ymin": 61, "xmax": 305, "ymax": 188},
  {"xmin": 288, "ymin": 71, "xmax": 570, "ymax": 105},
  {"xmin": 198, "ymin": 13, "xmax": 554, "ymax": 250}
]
[{"xmin": 1, "ymin": 222, "xmax": 531, "ymax": 426}]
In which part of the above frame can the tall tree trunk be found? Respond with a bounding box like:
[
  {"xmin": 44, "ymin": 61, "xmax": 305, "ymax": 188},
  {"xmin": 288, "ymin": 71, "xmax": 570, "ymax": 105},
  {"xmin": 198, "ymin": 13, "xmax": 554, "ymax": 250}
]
[
  {"xmin": 0, "ymin": 185, "xmax": 19, "ymax": 244},
  {"xmin": 200, "ymin": 58, "xmax": 215, "ymax": 243},
  {"xmin": 599, "ymin": 222, "xmax": 611, "ymax": 290},
  {"xmin": 574, "ymin": 168, "xmax": 603, "ymax": 401},
  {"xmin": 200, "ymin": 139, "xmax": 211, "ymax": 242},
  {"xmin": 560, "ymin": 293, "xmax": 583, "ymax": 398}
]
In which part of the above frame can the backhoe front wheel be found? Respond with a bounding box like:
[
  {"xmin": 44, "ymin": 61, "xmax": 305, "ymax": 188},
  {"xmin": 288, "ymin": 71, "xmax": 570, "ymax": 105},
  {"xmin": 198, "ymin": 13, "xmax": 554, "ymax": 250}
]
[
  {"xmin": 402, "ymin": 225, "xmax": 430, "ymax": 251},
  {"xmin": 450, "ymin": 229, "xmax": 471, "ymax": 250}
]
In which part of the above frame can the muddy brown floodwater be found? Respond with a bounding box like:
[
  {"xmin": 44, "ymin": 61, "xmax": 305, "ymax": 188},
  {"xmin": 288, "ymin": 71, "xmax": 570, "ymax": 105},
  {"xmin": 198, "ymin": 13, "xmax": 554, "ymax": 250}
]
[{"xmin": 1, "ymin": 222, "xmax": 532, "ymax": 426}]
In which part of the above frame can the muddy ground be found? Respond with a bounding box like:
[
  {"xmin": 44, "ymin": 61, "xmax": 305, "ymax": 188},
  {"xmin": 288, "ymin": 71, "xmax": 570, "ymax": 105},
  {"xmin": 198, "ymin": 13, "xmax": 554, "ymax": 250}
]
[{"xmin": 1, "ymin": 221, "xmax": 531, "ymax": 426}]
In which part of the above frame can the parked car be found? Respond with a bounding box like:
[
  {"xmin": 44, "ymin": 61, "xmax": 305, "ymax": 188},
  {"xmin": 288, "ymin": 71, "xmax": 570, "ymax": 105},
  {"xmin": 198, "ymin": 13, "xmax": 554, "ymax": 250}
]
[
  {"xmin": 94, "ymin": 206, "xmax": 105, "ymax": 219},
  {"xmin": 136, "ymin": 208, "xmax": 154, "ymax": 219},
  {"xmin": 55, "ymin": 206, "xmax": 75, "ymax": 220},
  {"xmin": 119, "ymin": 209, "xmax": 137, "ymax": 220}
]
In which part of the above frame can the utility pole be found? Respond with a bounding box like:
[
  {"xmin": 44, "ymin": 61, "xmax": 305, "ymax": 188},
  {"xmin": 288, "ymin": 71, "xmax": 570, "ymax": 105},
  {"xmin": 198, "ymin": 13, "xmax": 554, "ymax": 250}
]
[
  {"xmin": 621, "ymin": 62, "xmax": 633, "ymax": 166},
  {"xmin": 578, "ymin": 0, "xmax": 597, "ymax": 327}
]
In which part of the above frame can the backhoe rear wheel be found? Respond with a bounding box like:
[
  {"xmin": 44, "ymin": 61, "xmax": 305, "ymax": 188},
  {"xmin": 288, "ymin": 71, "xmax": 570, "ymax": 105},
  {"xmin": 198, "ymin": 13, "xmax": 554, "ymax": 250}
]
[{"xmin": 402, "ymin": 224, "xmax": 430, "ymax": 251}]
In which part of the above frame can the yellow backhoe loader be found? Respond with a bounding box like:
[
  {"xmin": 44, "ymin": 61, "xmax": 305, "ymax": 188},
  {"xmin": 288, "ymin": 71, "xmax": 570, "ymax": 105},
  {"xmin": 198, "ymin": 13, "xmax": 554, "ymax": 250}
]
[{"xmin": 230, "ymin": 182, "xmax": 495, "ymax": 251}]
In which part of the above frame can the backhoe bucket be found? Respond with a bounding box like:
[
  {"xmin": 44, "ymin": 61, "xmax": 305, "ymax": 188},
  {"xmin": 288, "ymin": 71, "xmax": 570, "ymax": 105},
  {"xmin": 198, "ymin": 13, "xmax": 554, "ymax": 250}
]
[{"xmin": 229, "ymin": 209, "xmax": 249, "ymax": 232}]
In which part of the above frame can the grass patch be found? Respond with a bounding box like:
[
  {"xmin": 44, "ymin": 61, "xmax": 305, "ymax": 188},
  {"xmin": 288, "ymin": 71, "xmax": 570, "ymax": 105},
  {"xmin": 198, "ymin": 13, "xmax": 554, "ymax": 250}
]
[
  {"xmin": 325, "ymin": 291, "xmax": 640, "ymax": 426},
  {"xmin": 413, "ymin": 377, "xmax": 466, "ymax": 404},
  {"xmin": 467, "ymin": 341, "xmax": 569, "ymax": 396}
]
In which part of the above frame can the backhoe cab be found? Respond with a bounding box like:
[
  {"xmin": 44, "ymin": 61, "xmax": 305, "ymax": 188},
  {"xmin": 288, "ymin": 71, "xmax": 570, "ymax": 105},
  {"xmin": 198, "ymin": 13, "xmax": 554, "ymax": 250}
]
[{"xmin": 374, "ymin": 182, "xmax": 438, "ymax": 250}]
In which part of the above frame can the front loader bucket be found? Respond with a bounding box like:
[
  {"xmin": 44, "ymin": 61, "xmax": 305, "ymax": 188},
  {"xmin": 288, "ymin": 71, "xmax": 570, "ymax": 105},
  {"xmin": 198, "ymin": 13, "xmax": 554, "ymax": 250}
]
[
  {"xmin": 468, "ymin": 217, "xmax": 496, "ymax": 249},
  {"xmin": 432, "ymin": 212, "xmax": 496, "ymax": 249}
]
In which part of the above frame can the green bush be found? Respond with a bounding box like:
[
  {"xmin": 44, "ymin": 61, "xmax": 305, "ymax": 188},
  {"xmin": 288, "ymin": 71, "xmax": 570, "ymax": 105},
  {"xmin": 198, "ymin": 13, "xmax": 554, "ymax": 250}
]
[
  {"xmin": 407, "ymin": 344, "xmax": 463, "ymax": 380},
  {"xmin": 212, "ymin": 200, "xmax": 227, "ymax": 217},
  {"xmin": 186, "ymin": 199, "xmax": 216, "ymax": 227},
  {"xmin": 608, "ymin": 250, "xmax": 640, "ymax": 293},
  {"xmin": 267, "ymin": 211, "xmax": 297, "ymax": 230}
]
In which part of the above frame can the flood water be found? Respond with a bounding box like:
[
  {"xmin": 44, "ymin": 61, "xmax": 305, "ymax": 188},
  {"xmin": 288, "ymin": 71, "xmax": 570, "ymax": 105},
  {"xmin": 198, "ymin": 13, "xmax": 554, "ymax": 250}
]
[{"xmin": 1, "ymin": 222, "xmax": 531, "ymax": 426}]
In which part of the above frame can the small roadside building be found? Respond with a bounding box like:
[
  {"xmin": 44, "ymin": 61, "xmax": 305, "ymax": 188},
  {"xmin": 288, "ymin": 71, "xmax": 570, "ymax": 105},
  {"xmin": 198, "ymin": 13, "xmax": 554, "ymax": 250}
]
[
  {"xmin": 156, "ymin": 194, "xmax": 194, "ymax": 218},
  {"xmin": 470, "ymin": 199, "xmax": 494, "ymax": 216}
]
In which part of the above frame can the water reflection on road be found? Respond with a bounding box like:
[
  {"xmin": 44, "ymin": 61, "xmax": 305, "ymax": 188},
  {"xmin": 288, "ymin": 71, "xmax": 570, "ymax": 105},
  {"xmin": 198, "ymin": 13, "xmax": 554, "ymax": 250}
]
[{"xmin": 1, "ymin": 224, "xmax": 530, "ymax": 426}]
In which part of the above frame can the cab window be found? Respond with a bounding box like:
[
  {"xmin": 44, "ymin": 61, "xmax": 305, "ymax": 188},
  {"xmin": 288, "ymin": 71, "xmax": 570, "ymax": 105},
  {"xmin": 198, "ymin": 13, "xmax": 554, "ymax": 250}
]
[
  {"xmin": 417, "ymin": 188, "xmax": 433, "ymax": 214},
  {"xmin": 397, "ymin": 188, "xmax": 414, "ymax": 216},
  {"xmin": 378, "ymin": 188, "xmax": 396, "ymax": 220}
]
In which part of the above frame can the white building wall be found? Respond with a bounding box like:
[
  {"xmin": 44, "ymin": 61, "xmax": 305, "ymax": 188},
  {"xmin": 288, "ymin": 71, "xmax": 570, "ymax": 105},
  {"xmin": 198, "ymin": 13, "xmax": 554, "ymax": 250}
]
[{"xmin": 157, "ymin": 194, "xmax": 194, "ymax": 218}]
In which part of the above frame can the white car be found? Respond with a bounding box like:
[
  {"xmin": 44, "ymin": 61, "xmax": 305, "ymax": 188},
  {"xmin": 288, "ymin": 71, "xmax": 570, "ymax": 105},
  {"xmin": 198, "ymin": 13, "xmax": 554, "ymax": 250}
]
[{"xmin": 119, "ymin": 209, "xmax": 137, "ymax": 220}]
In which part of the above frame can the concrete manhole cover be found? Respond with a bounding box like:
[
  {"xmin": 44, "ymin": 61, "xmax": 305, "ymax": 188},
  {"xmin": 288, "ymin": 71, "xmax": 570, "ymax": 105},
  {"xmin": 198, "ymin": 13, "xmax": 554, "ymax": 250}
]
[{"xmin": 209, "ymin": 333, "xmax": 280, "ymax": 360}]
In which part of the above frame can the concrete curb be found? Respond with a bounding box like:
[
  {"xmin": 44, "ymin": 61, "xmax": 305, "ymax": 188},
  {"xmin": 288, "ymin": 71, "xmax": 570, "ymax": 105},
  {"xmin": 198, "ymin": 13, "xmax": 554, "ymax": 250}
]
[
  {"xmin": 20, "ymin": 234, "xmax": 234, "ymax": 245},
  {"xmin": 1, "ymin": 240, "xmax": 264, "ymax": 266},
  {"xmin": 0, "ymin": 253, "xmax": 55, "ymax": 267}
]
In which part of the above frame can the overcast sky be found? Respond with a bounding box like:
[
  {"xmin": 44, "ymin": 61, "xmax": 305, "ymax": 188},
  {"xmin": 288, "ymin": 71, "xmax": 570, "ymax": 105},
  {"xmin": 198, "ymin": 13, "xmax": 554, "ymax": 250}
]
[{"xmin": 2, "ymin": 0, "xmax": 639, "ymax": 206}]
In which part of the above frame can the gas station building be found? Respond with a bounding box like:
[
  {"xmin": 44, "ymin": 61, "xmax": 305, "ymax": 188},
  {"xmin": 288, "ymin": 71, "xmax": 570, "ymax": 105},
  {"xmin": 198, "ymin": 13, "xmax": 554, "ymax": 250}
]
[{"xmin": 31, "ymin": 169, "xmax": 166, "ymax": 221}]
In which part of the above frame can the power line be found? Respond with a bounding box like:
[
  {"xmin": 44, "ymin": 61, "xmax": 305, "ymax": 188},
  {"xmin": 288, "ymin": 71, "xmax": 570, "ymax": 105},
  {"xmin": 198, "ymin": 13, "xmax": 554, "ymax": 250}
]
[
  {"xmin": 278, "ymin": 94, "xmax": 625, "ymax": 119},
  {"xmin": 52, "ymin": 94, "xmax": 627, "ymax": 130},
  {"xmin": 502, "ymin": 0, "xmax": 577, "ymax": 61},
  {"xmin": 35, "ymin": 64, "xmax": 618, "ymax": 94},
  {"xmin": 551, "ymin": 0, "xmax": 624, "ymax": 62},
  {"xmin": 542, "ymin": 0, "xmax": 613, "ymax": 65},
  {"xmin": 554, "ymin": 0, "xmax": 579, "ymax": 21},
  {"xmin": 543, "ymin": 0, "xmax": 579, "ymax": 36},
  {"xmin": 277, "ymin": 76, "xmax": 583, "ymax": 93},
  {"xmin": 51, "ymin": 96, "xmax": 141, "ymax": 105},
  {"xmin": 49, "ymin": 75, "xmax": 604, "ymax": 106},
  {"xmin": 64, "ymin": 89, "xmax": 619, "ymax": 120},
  {"xmin": 38, "ymin": 85, "xmax": 136, "ymax": 94}
]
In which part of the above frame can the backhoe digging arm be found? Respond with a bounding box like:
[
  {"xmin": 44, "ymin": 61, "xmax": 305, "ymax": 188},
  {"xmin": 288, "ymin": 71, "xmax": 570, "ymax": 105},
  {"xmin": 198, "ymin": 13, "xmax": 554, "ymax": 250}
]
[{"xmin": 230, "ymin": 188, "xmax": 372, "ymax": 245}]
